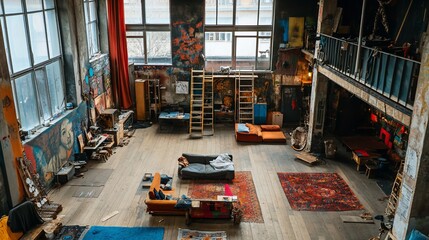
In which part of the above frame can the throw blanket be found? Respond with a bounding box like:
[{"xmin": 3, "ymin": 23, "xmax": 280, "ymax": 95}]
[{"xmin": 210, "ymin": 153, "xmax": 233, "ymax": 170}]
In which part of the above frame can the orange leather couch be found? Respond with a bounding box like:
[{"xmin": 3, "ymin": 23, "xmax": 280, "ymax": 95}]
[
  {"xmin": 0, "ymin": 216, "xmax": 23, "ymax": 240},
  {"xmin": 235, "ymin": 123, "xmax": 286, "ymax": 143},
  {"xmin": 144, "ymin": 173, "xmax": 187, "ymax": 215}
]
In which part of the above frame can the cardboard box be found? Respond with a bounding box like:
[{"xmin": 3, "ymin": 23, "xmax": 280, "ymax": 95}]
[{"xmin": 56, "ymin": 165, "xmax": 75, "ymax": 185}]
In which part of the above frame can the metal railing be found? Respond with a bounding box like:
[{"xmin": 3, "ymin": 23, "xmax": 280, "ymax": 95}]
[{"xmin": 319, "ymin": 34, "xmax": 420, "ymax": 108}]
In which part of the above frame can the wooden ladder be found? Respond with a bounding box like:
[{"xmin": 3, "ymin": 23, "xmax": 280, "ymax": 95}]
[
  {"xmin": 236, "ymin": 70, "xmax": 254, "ymax": 123},
  {"xmin": 203, "ymin": 71, "xmax": 214, "ymax": 136},
  {"xmin": 385, "ymin": 159, "xmax": 405, "ymax": 216},
  {"xmin": 189, "ymin": 69, "xmax": 204, "ymax": 138}
]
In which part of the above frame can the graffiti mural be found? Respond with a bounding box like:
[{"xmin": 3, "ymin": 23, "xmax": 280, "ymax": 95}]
[
  {"xmin": 23, "ymin": 103, "xmax": 87, "ymax": 188},
  {"xmin": 171, "ymin": 0, "xmax": 204, "ymax": 69}
]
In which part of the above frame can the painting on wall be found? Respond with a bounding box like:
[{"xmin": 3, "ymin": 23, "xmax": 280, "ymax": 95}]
[
  {"xmin": 171, "ymin": 0, "xmax": 204, "ymax": 69},
  {"xmin": 288, "ymin": 17, "xmax": 305, "ymax": 48},
  {"xmin": 214, "ymin": 78, "xmax": 235, "ymax": 111},
  {"xmin": 23, "ymin": 103, "xmax": 87, "ymax": 188}
]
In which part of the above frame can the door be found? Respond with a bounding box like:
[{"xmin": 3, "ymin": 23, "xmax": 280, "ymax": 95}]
[{"xmin": 281, "ymin": 86, "xmax": 302, "ymax": 124}]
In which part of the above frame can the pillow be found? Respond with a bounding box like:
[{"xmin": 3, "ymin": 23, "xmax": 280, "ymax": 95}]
[
  {"xmin": 158, "ymin": 189, "xmax": 166, "ymax": 200},
  {"xmin": 153, "ymin": 189, "xmax": 160, "ymax": 199},
  {"xmin": 246, "ymin": 124, "xmax": 258, "ymax": 134},
  {"xmin": 160, "ymin": 174, "xmax": 172, "ymax": 184},
  {"xmin": 261, "ymin": 125, "xmax": 281, "ymax": 131},
  {"xmin": 178, "ymin": 156, "xmax": 190, "ymax": 167},
  {"xmin": 237, "ymin": 123, "xmax": 249, "ymax": 133},
  {"xmin": 174, "ymin": 195, "xmax": 192, "ymax": 209}
]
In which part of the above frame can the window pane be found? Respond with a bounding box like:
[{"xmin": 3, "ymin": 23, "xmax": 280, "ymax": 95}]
[
  {"xmin": 235, "ymin": 31, "xmax": 257, "ymax": 36},
  {"xmin": 26, "ymin": 0, "xmax": 43, "ymax": 12},
  {"xmin": 124, "ymin": 0, "xmax": 142, "ymax": 24},
  {"xmin": 127, "ymin": 36, "xmax": 145, "ymax": 64},
  {"xmin": 28, "ymin": 12, "xmax": 49, "ymax": 64},
  {"xmin": 14, "ymin": 73, "xmax": 40, "ymax": 130},
  {"xmin": 45, "ymin": 10, "xmax": 60, "ymax": 58},
  {"xmin": 259, "ymin": 0, "xmax": 273, "ymax": 25},
  {"xmin": 205, "ymin": 31, "xmax": 232, "ymax": 71},
  {"xmin": 46, "ymin": 60, "xmax": 64, "ymax": 115},
  {"xmin": 1, "ymin": 18, "xmax": 11, "ymax": 72},
  {"xmin": 146, "ymin": 31, "xmax": 171, "ymax": 64},
  {"xmin": 218, "ymin": 0, "xmax": 233, "ymax": 24},
  {"xmin": 3, "ymin": 0, "xmax": 23, "ymax": 14},
  {"xmin": 145, "ymin": 0, "xmax": 169, "ymax": 24},
  {"xmin": 89, "ymin": 1, "xmax": 97, "ymax": 21},
  {"xmin": 0, "ymin": 3, "xmax": 3, "ymax": 14},
  {"xmin": 205, "ymin": 0, "xmax": 216, "ymax": 25},
  {"xmin": 35, "ymin": 69, "xmax": 51, "ymax": 121},
  {"xmin": 236, "ymin": 37, "xmax": 256, "ymax": 68},
  {"xmin": 6, "ymin": 15, "xmax": 31, "ymax": 73},
  {"xmin": 257, "ymin": 37, "xmax": 270, "ymax": 70},
  {"xmin": 86, "ymin": 22, "xmax": 99, "ymax": 56},
  {"xmin": 236, "ymin": 1, "xmax": 258, "ymax": 25},
  {"xmin": 44, "ymin": 0, "xmax": 55, "ymax": 9}
]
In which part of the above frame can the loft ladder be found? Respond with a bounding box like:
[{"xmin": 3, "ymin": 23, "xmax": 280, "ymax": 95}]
[
  {"xmin": 385, "ymin": 159, "xmax": 405, "ymax": 216},
  {"xmin": 203, "ymin": 71, "xmax": 214, "ymax": 136},
  {"xmin": 189, "ymin": 69, "xmax": 204, "ymax": 138},
  {"xmin": 236, "ymin": 70, "xmax": 254, "ymax": 123}
]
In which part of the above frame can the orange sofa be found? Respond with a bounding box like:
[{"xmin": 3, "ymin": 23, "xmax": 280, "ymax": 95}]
[
  {"xmin": 144, "ymin": 173, "xmax": 187, "ymax": 215},
  {"xmin": 235, "ymin": 123, "xmax": 286, "ymax": 143},
  {"xmin": 0, "ymin": 216, "xmax": 22, "ymax": 240}
]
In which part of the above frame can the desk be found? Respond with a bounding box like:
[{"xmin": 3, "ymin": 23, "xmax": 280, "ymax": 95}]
[
  {"xmin": 341, "ymin": 136, "xmax": 388, "ymax": 171},
  {"xmin": 158, "ymin": 112, "xmax": 190, "ymax": 132}
]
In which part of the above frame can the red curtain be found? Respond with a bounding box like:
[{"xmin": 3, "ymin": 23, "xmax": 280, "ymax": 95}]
[{"xmin": 106, "ymin": 0, "xmax": 132, "ymax": 109}]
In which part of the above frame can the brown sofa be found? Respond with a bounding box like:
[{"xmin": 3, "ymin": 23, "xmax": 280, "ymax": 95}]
[
  {"xmin": 144, "ymin": 173, "xmax": 187, "ymax": 215},
  {"xmin": 235, "ymin": 123, "xmax": 286, "ymax": 143}
]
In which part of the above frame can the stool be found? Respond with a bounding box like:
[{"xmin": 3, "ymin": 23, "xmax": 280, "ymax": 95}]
[{"xmin": 365, "ymin": 161, "xmax": 381, "ymax": 178}]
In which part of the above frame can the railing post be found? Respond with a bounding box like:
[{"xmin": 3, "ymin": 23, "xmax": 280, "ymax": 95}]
[{"xmin": 355, "ymin": 0, "xmax": 367, "ymax": 79}]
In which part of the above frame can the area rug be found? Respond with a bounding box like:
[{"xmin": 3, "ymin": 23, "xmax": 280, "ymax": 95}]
[
  {"xmin": 82, "ymin": 226, "xmax": 164, "ymax": 240},
  {"xmin": 277, "ymin": 172, "xmax": 364, "ymax": 211},
  {"xmin": 188, "ymin": 171, "xmax": 263, "ymax": 223},
  {"xmin": 54, "ymin": 225, "xmax": 87, "ymax": 240},
  {"xmin": 177, "ymin": 228, "xmax": 227, "ymax": 240}
]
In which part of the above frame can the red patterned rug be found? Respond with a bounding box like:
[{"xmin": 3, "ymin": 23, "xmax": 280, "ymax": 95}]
[
  {"xmin": 188, "ymin": 171, "xmax": 263, "ymax": 223},
  {"xmin": 277, "ymin": 172, "xmax": 364, "ymax": 211}
]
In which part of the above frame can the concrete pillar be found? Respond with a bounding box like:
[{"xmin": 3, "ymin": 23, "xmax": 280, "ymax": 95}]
[
  {"xmin": 392, "ymin": 35, "xmax": 429, "ymax": 239},
  {"xmin": 306, "ymin": 71, "xmax": 328, "ymax": 152},
  {"xmin": 0, "ymin": 20, "xmax": 25, "ymax": 207}
]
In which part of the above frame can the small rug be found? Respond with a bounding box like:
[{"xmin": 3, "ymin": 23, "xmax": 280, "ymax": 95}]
[
  {"xmin": 277, "ymin": 172, "xmax": 364, "ymax": 211},
  {"xmin": 72, "ymin": 186, "xmax": 104, "ymax": 198},
  {"xmin": 177, "ymin": 228, "xmax": 227, "ymax": 240},
  {"xmin": 54, "ymin": 225, "xmax": 87, "ymax": 240},
  {"xmin": 82, "ymin": 226, "xmax": 164, "ymax": 240},
  {"xmin": 188, "ymin": 171, "xmax": 263, "ymax": 223}
]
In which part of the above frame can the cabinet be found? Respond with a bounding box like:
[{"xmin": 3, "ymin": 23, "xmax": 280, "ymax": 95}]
[
  {"xmin": 148, "ymin": 79, "xmax": 161, "ymax": 119},
  {"xmin": 135, "ymin": 79, "xmax": 149, "ymax": 121},
  {"xmin": 254, "ymin": 103, "xmax": 267, "ymax": 124},
  {"xmin": 269, "ymin": 111, "xmax": 283, "ymax": 127}
]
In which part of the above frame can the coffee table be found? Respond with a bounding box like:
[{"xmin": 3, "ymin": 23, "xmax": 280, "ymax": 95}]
[{"xmin": 158, "ymin": 112, "xmax": 190, "ymax": 132}]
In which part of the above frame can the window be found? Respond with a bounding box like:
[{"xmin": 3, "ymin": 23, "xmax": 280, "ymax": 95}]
[
  {"xmin": 0, "ymin": 0, "xmax": 65, "ymax": 131},
  {"xmin": 205, "ymin": 0, "xmax": 273, "ymax": 70},
  {"xmin": 124, "ymin": 0, "xmax": 172, "ymax": 65},
  {"xmin": 83, "ymin": 0, "xmax": 100, "ymax": 57}
]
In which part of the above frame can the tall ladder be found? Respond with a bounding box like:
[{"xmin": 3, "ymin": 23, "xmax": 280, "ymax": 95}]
[
  {"xmin": 236, "ymin": 70, "xmax": 254, "ymax": 123},
  {"xmin": 189, "ymin": 69, "xmax": 204, "ymax": 138},
  {"xmin": 203, "ymin": 71, "xmax": 214, "ymax": 136},
  {"xmin": 385, "ymin": 159, "xmax": 405, "ymax": 216}
]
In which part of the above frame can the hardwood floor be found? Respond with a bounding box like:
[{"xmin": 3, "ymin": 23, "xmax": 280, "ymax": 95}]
[{"xmin": 49, "ymin": 123, "xmax": 388, "ymax": 240}]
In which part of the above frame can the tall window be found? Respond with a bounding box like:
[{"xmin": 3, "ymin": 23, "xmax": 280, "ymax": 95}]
[
  {"xmin": 124, "ymin": 0, "xmax": 171, "ymax": 65},
  {"xmin": 205, "ymin": 0, "xmax": 273, "ymax": 70},
  {"xmin": 83, "ymin": 0, "xmax": 100, "ymax": 57},
  {"xmin": 0, "ymin": 0, "xmax": 65, "ymax": 131}
]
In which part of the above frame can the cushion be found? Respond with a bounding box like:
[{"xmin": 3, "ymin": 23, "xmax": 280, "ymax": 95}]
[
  {"xmin": 261, "ymin": 125, "xmax": 281, "ymax": 131},
  {"xmin": 153, "ymin": 189, "xmax": 160, "ymax": 199},
  {"xmin": 158, "ymin": 189, "xmax": 166, "ymax": 200},
  {"xmin": 237, "ymin": 123, "xmax": 250, "ymax": 133},
  {"xmin": 181, "ymin": 163, "xmax": 206, "ymax": 174},
  {"xmin": 174, "ymin": 195, "xmax": 192, "ymax": 209},
  {"xmin": 261, "ymin": 131, "xmax": 286, "ymax": 142},
  {"xmin": 160, "ymin": 174, "xmax": 172, "ymax": 184},
  {"xmin": 245, "ymin": 123, "xmax": 259, "ymax": 135}
]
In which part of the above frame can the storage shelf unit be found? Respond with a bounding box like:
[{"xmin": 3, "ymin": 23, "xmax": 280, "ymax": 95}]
[{"xmin": 235, "ymin": 71, "xmax": 255, "ymax": 123}]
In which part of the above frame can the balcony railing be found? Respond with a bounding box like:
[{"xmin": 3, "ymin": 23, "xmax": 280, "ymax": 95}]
[{"xmin": 319, "ymin": 34, "xmax": 420, "ymax": 108}]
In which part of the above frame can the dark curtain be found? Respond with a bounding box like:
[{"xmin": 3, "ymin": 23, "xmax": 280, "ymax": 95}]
[{"xmin": 106, "ymin": 0, "xmax": 132, "ymax": 109}]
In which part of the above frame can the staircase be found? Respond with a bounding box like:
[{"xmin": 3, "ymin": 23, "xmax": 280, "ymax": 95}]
[
  {"xmin": 385, "ymin": 159, "xmax": 405, "ymax": 216},
  {"xmin": 203, "ymin": 72, "xmax": 214, "ymax": 136},
  {"xmin": 189, "ymin": 69, "xmax": 204, "ymax": 138},
  {"xmin": 236, "ymin": 70, "xmax": 254, "ymax": 123}
]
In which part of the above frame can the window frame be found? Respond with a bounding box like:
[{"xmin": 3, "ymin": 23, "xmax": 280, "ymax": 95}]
[
  {"xmin": 0, "ymin": 0, "xmax": 66, "ymax": 131},
  {"xmin": 83, "ymin": 0, "xmax": 101, "ymax": 58},
  {"xmin": 204, "ymin": 0, "xmax": 274, "ymax": 70},
  {"xmin": 124, "ymin": 0, "xmax": 172, "ymax": 65}
]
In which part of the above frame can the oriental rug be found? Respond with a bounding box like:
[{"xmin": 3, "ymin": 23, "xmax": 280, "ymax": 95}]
[
  {"xmin": 277, "ymin": 172, "xmax": 364, "ymax": 211},
  {"xmin": 188, "ymin": 171, "xmax": 263, "ymax": 223},
  {"xmin": 53, "ymin": 225, "xmax": 87, "ymax": 240},
  {"xmin": 177, "ymin": 228, "xmax": 227, "ymax": 240}
]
